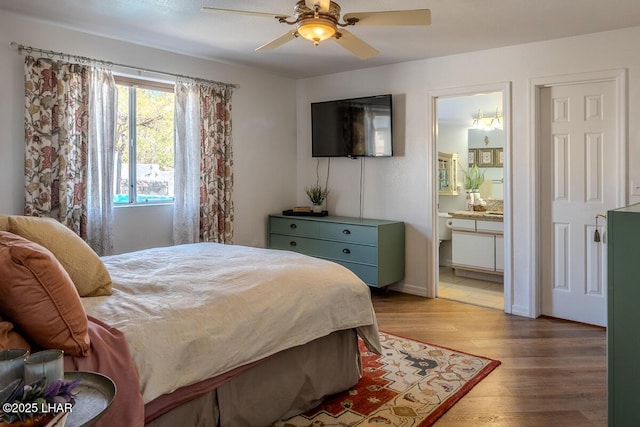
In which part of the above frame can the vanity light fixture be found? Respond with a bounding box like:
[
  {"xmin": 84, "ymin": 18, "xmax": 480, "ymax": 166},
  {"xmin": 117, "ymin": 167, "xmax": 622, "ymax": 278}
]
[
  {"xmin": 471, "ymin": 107, "xmax": 503, "ymax": 130},
  {"xmin": 471, "ymin": 109, "xmax": 484, "ymax": 129},
  {"xmin": 489, "ymin": 106, "xmax": 503, "ymax": 130}
]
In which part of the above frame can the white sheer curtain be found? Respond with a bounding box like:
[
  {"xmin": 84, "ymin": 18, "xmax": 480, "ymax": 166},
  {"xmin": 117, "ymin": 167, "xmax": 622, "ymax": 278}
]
[
  {"xmin": 87, "ymin": 67, "xmax": 117, "ymax": 256},
  {"xmin": 173, "ymin": 80, "xmax": 201, "ymax": 244}
]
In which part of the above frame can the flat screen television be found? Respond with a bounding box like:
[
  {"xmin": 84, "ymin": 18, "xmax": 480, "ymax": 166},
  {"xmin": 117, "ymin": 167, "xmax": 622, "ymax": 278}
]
[{"xmin": 311, "ymin": 94, "xmax": 393, "ymax": 158}]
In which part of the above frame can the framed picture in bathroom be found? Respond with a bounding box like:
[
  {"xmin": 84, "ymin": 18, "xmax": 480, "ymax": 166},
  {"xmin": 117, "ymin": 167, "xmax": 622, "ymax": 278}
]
[
  {"xmin": 468, "ymin": 149, "xmax": 477, "ymax": 167},
  {"xmin": 478, "ymin": 148, "xmax": 494, "ymax": 167},
  {"xmin": 494, "ymin": 148, "xmax": 504, "ymax": 167}
]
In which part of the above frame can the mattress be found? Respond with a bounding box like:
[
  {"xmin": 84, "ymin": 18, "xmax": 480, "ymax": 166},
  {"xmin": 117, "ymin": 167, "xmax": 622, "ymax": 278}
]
[{"xmin": 82, "ymin": 242, "xmax": 381, "ymax": 404}]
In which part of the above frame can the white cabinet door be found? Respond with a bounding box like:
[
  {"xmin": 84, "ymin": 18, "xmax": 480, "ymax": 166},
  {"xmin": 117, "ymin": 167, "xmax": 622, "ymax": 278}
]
[
  {"xmin": 452, "ymin": 231, "xmax": 495, "ymax": 272},
  {"xmin": 495, "ymin": 234, "xmax": 504, "ymax": 272}
]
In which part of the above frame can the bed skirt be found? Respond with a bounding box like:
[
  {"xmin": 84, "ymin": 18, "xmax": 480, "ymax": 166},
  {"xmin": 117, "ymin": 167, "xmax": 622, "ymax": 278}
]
[{"xmin": 145, "ymin": 328, "xmax": 361, "ymax": 427}]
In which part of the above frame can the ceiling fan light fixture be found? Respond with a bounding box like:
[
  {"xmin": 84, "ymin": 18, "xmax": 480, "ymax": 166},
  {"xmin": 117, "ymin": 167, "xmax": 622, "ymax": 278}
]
[{"xmin": 297, "ymin": 17, "xmax": 336, "ymax": 45}]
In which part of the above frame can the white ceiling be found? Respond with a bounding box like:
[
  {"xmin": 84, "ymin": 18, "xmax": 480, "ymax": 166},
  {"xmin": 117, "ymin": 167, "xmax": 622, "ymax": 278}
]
[{"xmin": 2, "ymin": 0, "xmax": 640, "ymax": 79}]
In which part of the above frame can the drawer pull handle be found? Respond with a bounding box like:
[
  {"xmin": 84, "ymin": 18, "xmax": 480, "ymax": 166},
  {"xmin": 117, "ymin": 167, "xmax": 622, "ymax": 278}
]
[
  {"xmin": 342, "ymin": 248, "xmax": 351, "ymax": 254},
  {"xmin": 342, "ymin": 229, "xmax": 351, "ymax": 235},
  {"xmin": 290, "ymin": 241, "xmax": 297, "ymax": 247},
  {"xmin": 290, "ymin": 224, "xmax": 297, "ymax": 229}
]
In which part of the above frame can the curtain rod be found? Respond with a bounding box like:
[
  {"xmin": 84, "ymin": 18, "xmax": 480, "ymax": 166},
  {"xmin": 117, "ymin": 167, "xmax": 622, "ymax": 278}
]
[{"xmin": 9, "ymin": 41, "xmax": 238, "ymax": 89}]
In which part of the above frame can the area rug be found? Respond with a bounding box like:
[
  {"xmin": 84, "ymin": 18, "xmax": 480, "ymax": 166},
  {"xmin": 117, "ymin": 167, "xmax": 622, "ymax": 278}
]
[{"xmin": 276, "ymin": 331, "xmax": 500, "ymax": 426}]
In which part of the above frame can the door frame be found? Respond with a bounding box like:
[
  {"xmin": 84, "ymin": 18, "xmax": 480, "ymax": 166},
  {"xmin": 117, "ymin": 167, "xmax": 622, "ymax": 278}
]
[
  {"xmin": 529, "ymin": 69, "xmax": 628, "ymax": 318},
  {"xmin": 428, "ymin": 81, "xmax": 513, "ymax": 314}
]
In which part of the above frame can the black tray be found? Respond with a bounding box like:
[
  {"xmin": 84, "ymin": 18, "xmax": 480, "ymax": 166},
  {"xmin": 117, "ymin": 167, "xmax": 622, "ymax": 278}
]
[{"xmin": 282, "ymin": 209, "xmax": 328, "ymax": 217}]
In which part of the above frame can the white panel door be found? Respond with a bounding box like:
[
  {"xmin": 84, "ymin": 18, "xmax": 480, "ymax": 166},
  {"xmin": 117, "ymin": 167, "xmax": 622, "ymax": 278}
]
[{"xmin": 540, "ymin": 81, "xmax": 617, "ymax": 326}]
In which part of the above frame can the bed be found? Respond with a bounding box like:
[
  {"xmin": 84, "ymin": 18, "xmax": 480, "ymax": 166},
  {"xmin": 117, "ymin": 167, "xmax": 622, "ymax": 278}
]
[{"xmin": 0, "ymin": 215, "xmax": 381, "ymax": 427}]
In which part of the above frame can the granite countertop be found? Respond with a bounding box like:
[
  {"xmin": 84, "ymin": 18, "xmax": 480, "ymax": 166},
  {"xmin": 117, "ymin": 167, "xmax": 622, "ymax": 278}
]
[{"xmin": 448, "ymin": 210, "xmax": 504, "ymax": 222}]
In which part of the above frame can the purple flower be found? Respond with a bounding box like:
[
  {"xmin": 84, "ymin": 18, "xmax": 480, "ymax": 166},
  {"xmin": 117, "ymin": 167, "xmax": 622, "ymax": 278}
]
[
  {"xmin": 45, "ymin": 378, "xmax": 80, "ymax": 405},
  {"xmin": 45, "ymin": 379, "xmax": 63, "ymax": 398}
]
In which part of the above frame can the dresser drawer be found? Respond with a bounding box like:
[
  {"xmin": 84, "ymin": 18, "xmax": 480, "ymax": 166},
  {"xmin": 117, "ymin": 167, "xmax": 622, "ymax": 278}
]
[
  {"xmin": 270, "ymin": 234, "xmax": 377, "ymax": 265},
  {"xmin": 269, "ymin": 216, "xmax": 377, "ymax": 245},
  {"xmin": 333, "ymin": 260, "xmax": 379, "ymax": 286}
]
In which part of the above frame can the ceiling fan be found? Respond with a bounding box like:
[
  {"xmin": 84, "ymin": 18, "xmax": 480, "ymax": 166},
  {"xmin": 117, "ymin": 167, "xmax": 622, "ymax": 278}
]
[{"xmin": 201, "ymin": 0, "xmax": 431, "ymax": 59}]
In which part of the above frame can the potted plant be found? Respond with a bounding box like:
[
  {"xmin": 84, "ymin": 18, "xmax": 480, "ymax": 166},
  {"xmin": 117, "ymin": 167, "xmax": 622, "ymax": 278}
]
[
  {"xmin": 0, "ymin": 377, "xmax": 79, "ymax": 426},
  {"xmin": 461, "ymin": 165, "xmax": 485, "ymax": 209},
  {"xmin": 305, "ymin": 184, "xmax": 329, "ymax": 213},
  {"xmin": 461, "ymin": 164, "xmax": 485, "ymax": 191}
]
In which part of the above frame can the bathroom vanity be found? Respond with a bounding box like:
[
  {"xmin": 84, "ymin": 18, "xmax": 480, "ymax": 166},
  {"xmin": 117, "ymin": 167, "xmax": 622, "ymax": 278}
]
[{"xmin": 448, "ymin": 211, "xmax": 504, "ymax": 275}]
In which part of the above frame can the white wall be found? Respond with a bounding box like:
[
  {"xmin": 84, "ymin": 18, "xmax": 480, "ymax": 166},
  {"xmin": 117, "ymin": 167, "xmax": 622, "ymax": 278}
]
[
  {"xmin": 296, "ymin": 26, "xmax": 640, "ymax": 316},
  {"xmin": 0, "ymin": 12, "xmax": 298, "ymax": 252}
]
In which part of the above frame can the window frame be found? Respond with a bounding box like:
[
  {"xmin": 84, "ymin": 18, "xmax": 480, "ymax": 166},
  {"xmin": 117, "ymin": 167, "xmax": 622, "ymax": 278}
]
[{"xmin": 113, "ymin": 76, "xmax": 175, "ymax": 206}]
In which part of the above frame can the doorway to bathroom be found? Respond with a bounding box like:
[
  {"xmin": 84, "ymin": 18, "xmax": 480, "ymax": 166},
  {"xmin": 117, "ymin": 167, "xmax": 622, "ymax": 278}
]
[{"xmin": 429, "ymin": 83, "xmax": 512, "ymax": 313}]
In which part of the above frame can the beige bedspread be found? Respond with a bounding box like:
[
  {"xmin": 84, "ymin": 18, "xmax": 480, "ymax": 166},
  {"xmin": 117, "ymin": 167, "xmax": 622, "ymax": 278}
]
[{"xmin": 81, "ymin": 243, "xmax": 381, "ymax": 404}]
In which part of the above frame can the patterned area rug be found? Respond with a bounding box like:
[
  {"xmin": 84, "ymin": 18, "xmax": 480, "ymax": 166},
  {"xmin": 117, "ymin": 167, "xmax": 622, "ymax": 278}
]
[{"xmin": 276, "ymin": 332, "xmax": 500, "ymax": 426}]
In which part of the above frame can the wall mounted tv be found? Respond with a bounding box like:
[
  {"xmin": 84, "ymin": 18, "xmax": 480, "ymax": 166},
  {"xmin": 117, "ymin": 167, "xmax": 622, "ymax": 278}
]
[{"xmin": 311, "ymin": 94, "xmax": 393, "ymax": 158}]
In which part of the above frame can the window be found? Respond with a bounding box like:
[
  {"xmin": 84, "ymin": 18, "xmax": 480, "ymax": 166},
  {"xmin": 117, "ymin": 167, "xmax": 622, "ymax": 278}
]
[{"xmin": 114, "ymin": 77, "xmax": 175, "ymax": 204}]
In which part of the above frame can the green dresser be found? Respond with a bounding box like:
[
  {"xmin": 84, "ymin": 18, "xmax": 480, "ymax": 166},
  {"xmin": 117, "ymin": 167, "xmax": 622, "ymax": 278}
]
[
  {"xmin": 607, "ymin": 203, "xmax": 640, "ymax": 426},
  {"xmin": 268, "ymin": 214, "xmax": 405, "ymax": 288}
]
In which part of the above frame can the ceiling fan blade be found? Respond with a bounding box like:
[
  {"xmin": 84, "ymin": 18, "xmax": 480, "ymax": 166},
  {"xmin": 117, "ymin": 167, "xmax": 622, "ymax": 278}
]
[
  {"xmin": 343, "ymin": 9, "xmax": 431, "ymax": 26},
  {"xmin": 334, "ymin": 29, "xmax": 379, "ymax": 59},
  {"xmin": 255, "ymin": 31, "xmax": 298, "ymax": 52},
  {"xmin": 305, "ymin": 0, "xmax": 331, "ymax": 12},
  {"xmin": 201, "ymin": 6, "xmax": 288, "ymax": 19}
]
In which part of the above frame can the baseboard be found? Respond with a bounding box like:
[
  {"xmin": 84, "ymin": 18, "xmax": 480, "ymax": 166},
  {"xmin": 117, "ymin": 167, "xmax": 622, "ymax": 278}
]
[{"xmin": 387, "ymin": 282, "xmax": 428, "ymax": 297}]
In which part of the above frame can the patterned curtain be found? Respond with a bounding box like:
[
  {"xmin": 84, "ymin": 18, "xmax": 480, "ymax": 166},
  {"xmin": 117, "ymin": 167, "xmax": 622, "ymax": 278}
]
[
  {"xmin": 199, "ymin": 84, "xmax": 234, "ymax": 243},
  {"xmin": 24, "ymin": 56, "xmax": 89, "ymax": 237}
]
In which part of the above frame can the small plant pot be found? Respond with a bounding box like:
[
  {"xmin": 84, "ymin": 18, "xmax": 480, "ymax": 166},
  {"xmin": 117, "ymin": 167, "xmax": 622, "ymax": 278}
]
[{"xmin": 312, "ymin": 204, "xmax": 322, "ymax": 213}]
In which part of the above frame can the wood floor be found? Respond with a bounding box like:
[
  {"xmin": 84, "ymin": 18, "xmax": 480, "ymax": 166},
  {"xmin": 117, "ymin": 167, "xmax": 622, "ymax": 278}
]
[{"xmin": 370, "ymin": 289, "xmax": 607, "ymax": 426}]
